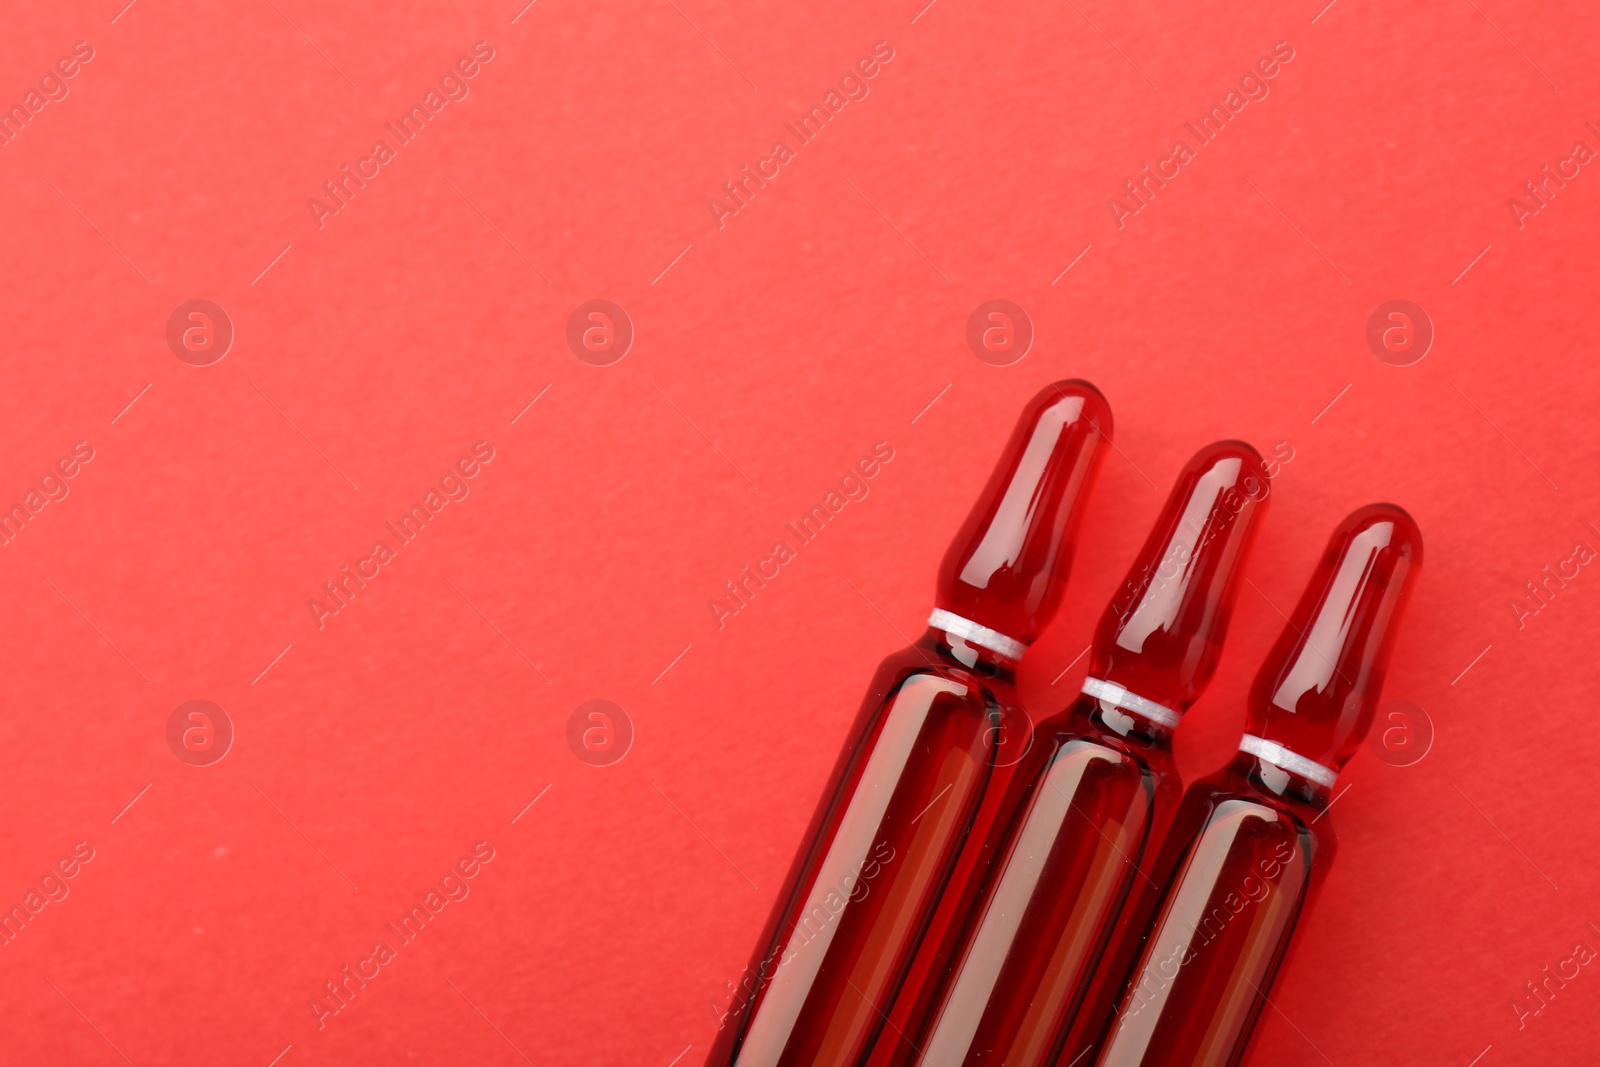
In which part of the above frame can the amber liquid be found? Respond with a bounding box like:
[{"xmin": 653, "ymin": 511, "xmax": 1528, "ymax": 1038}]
[
  {"xmin": 1092, "ymin": 755, "xmax": 1329, "ymax": 1067},
  {"xmin": 709, "ymin": 635, "xmax": 1018, "ymax": 1067}
]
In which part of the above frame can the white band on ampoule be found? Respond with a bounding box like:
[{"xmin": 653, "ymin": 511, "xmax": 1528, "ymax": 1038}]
[
  {"xmin": 1238, "ymin": 734, "xmax": 1339, "ymax": 788},
  {"xmin": 1080, "ymin": 676, "xmax": 1181, "ymax": 729},
  {"xmin": 928, "ymin": 609, "xmax": 1028, "ymax": 662}
]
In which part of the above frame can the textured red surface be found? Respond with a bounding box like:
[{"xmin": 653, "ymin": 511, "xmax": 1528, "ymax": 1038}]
[{"xmin": 0, "ymin": 2, "xmax": 1596, "ymax": 1066}]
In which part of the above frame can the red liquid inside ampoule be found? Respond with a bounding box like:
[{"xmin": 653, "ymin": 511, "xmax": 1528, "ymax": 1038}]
[
  {"xmin": 874, "ymin": 441, "xmax": 1271, "ymax": 1067},
  {"xmin": 1091, "ymin": 757, "xmax": 1320, "ymax": 1067},
  {"xmin": 1092, "ymin": 504, "xmax": 1422, "ymax": 1067},
  {"xmin": 707, "ymin": 382, "xmax": 1111, "ymax": 1067}
]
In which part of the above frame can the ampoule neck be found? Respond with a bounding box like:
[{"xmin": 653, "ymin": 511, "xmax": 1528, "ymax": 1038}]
[
  {"xmin": 1227, "ymin": 750, "xmax": 1332, "ymax": 810},
  {"xmin": 1083, "ymin": 697, "xmax": 1171, "ymax": 748},
  {"xmin": 1066, "ymin": 671, "xmax": 1180, "ymax": 749},
  {"xmin": 923, "ymin": 627, "xmax": 1017, "ymax": 681}
]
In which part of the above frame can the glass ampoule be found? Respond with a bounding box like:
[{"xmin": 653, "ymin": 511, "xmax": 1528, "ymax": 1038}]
[
  {"xmin": 1091, "ymin": 504, "xmax": 1422, "ymax": 1067},
  {"xmin": 877, "ymin": 441, "xmax": 1271, "ymax": 1067},
  {"xmin": 708, "ymin": 382, "xmax": 1112, "ymax": 1067}
]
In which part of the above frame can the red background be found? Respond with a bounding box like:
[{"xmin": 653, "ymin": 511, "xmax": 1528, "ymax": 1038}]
[{"xmin": 1, "ymin": 0, "xmax": 1597, "ymax": 1064}]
